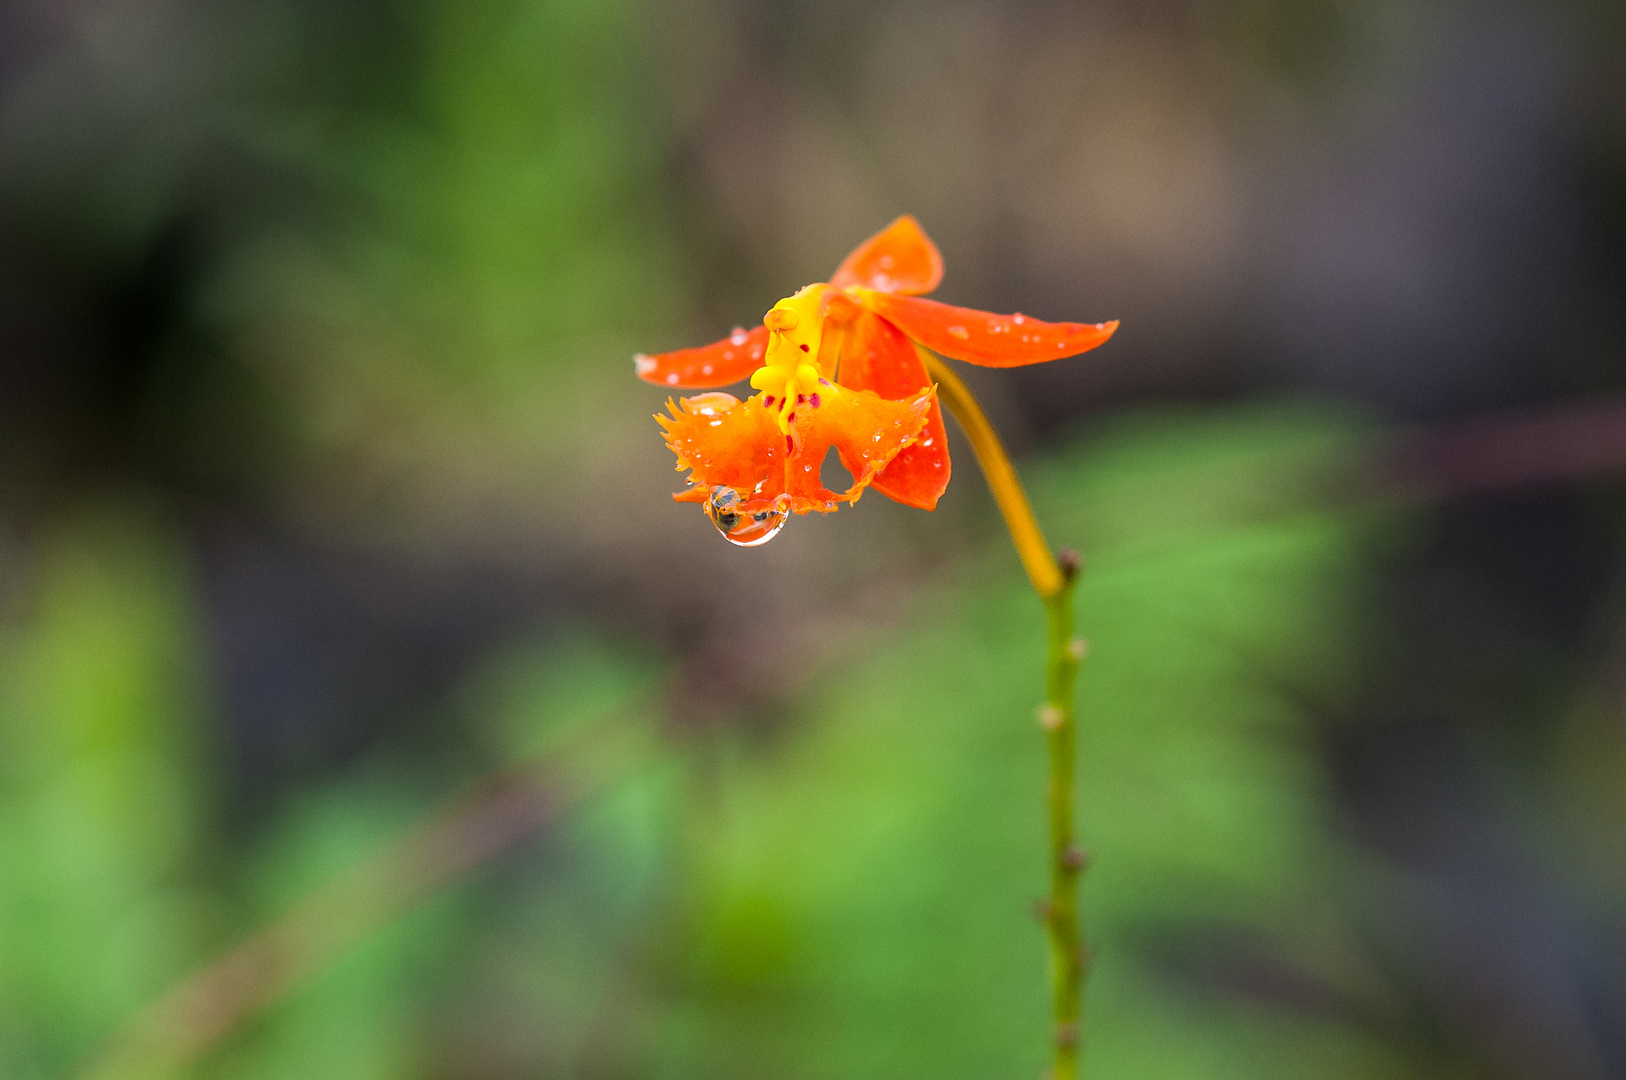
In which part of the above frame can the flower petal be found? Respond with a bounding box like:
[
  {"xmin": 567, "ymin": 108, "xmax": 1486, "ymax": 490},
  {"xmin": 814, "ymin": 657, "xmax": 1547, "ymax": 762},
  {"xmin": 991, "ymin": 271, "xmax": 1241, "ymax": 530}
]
[
  {"xmin": 829, "ymin": 215, "xmax": 944, "ymax": 295},
  {"xmin": 636, "ymin": 325, "xmax": 769, "ymax": 388},
  {"xmin": 836, "ymin": 308, "xmax": 924, "ymax": 398},
  {"xmin": 786, "ymin": 381, "xmax": 935, "ymax": 511},
  {"xmin": 872, "ymin": 399, "xmax": 949, "ymax": 509},
  {"xmin": 862, "ymin": 292, "xmax": 1118, "ymax": 367},
  {"xmin": 835, "ymin": 310, "xmax": 950, "ymax": 509},
  {"xmin": 658, "ymin": 392, "xmax": 782, "ymax": 498}
]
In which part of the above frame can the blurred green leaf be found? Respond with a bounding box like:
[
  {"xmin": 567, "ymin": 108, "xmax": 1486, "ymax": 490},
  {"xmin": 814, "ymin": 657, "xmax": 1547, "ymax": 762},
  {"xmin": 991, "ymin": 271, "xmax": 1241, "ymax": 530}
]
[{"xmin": 0, "ymin": 513, "xmax": 215, "ymax": 1079}]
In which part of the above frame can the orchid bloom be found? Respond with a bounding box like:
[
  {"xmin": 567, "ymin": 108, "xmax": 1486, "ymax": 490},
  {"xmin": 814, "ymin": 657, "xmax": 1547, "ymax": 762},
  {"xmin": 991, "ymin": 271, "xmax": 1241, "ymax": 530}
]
[{"xmin": 638, "ymin": 216, "xmax": 1117, "ymax": 544}]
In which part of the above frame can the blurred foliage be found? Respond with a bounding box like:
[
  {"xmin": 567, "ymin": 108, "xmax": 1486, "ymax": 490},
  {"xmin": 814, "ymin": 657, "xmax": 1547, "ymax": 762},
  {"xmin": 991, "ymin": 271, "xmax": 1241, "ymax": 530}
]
[
  {"xmin": 0, "ymin": 514, "xmax": 215, "ymax": 1079},
  {"xmin": 205, "ymin": 0, "xmax": 683, "ymax": 525},
  {"xmin": 3, "ymin": 0, "xmax": 1625, "ymax": 1076},
  {"xmin": 1, "ymin": 406, "xmax": 1428, "ymax": 1079}
]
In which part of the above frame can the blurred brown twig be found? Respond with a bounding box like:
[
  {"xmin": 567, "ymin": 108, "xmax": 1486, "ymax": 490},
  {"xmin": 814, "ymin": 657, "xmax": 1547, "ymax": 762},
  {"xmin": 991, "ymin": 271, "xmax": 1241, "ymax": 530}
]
[
  {"xmin": 68, "ymin": 708, "xmax": 655, "ymax": 1080},
  {"xmin": 1377, "ymin": 396, "xmax": 1626, "ymax": 501}
]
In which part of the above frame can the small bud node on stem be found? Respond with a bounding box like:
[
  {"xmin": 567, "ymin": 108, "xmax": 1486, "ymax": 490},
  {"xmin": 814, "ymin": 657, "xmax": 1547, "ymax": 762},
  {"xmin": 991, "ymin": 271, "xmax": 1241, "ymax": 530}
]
[
  {"xmin": 1057, "ymin": 547, "xmax": 1082, "ymax": 581},
  {"xmin": 1037, "ymin": 704, "xmax": 1063, "ymax": 731},
  {"xmin": 1068, "ymin": 637, "xmax": 1089, "ymax": 661},
  {"xmin": 1032, "ymin": 898, "xmax": 1054, "ymax": 923},
  {"xmin": 1063, "ymin": 845, "xmax": 1090, "ymax": 871},
  {"xmin": 1055, "ymin": 1022, "xmax": 1080, "ymax": 1048}
]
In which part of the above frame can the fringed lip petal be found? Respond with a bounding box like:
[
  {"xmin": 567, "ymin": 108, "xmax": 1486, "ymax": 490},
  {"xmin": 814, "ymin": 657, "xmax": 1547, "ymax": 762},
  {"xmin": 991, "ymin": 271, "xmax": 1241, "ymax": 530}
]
[
  {"xmin": 659, "ymin": 385, "xmax": 934, "ymax": 515},
  {"xmin": 828, "ymin": 215, "xmax": 944, "ymax": 295},
  {"xmin": 860, "ymin": 292, "xmax": 1118, "ymax": 368},
  {"xmin": 787, "ymin": 381, "xmax": 935, "ymax": 511},
  {"xmin": 658, "ymin": 392, "xmax": 782, "ymax": 500},
  {"xmin": 834, "ymin": 310, "xmax": 950, "ymax": 509},
  {"xmin": 636, "ymin": 324, "xmax": 769, "ymax": 388}
]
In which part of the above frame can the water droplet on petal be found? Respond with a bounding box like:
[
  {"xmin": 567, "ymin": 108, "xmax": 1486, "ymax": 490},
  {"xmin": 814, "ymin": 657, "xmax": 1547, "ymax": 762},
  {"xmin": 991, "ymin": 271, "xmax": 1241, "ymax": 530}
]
[{"xmin": 706, "ymin": 487, "xmax": 788, "ymax": 547}]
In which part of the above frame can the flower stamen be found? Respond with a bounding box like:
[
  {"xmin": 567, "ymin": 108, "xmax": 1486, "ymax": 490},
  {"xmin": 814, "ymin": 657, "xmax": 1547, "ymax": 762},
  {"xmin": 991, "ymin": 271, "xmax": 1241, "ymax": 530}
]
[{"xmin": 751, "ymin": 285, "xmax": 830, "ymax": 434}]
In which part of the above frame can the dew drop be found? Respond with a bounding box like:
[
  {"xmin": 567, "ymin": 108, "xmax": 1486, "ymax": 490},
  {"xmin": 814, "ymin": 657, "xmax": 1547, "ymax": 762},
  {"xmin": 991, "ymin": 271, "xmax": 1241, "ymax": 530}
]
[
  {"xmin": 706, "ymin": 487, "xmax": 788, "ymax": 547},
  {"xmin": 730, "ymin": 328, "xmax": 749, "ymax": 345},
  {"xmin": 947, "ymin": 325, "xmax": 970, "ymax": 340}
]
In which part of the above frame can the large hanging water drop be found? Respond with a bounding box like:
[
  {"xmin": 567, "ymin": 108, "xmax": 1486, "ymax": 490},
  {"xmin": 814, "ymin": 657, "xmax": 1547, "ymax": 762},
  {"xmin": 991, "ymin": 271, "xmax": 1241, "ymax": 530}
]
[{"xmin": 706, "ymin": 486, "xmax": 788, "ymax": 547}]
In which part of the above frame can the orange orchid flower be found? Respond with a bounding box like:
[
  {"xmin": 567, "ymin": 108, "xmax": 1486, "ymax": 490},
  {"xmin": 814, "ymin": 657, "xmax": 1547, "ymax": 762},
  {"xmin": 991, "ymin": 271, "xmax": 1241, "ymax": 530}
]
[{"xmin": 638, "ymin": 216, "xmax": 1118, "ymax": 544}]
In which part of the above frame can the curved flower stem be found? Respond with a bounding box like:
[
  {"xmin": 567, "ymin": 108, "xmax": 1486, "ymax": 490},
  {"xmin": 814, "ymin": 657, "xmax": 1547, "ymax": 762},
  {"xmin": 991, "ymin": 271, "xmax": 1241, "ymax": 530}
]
[
  {"xmin": 920, "ymin": 350, "xmax": 1089, "ymax": 1079},
  {"xmin": 920, "ymin": 352, "xmax": 1064, "ymax": 599}
]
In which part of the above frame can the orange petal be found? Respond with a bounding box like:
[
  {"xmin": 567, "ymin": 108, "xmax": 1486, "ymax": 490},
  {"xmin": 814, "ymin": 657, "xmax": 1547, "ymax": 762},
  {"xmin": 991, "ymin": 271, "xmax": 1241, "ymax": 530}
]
[
  {"xmin": 835, "ymin": 310, "xmax": 950, "ymax": 509},
  {"xmin": 657, "ymin": 392, "xmax": 783, "ymax": 498},
  {"xmin": 862, "ymin": 292, "xmax": 1118, "ymax": 367},
  {"xmin": 829, "ymin": 215, "xmax": 944, "ymax": 295},
  {"xmin": 785, "ymin": 381, "xmax": 935, "ymax": 511},
  {"xmin": 838, "ymin": 308, "xmax": 926, "ymax": 398},
  {"xmin": 636, "ymin": 325, "xmax": 769, "ymax": 388},
  {"xmin": 871, "ymin": 399, "xmax": 949, "ymax": 509}
]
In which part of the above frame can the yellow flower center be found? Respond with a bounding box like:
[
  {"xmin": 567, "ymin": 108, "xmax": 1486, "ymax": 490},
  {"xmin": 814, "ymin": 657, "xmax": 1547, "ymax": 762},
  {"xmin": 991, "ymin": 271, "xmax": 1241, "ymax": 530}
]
[{"xmin": 749, "ymin": 284, "xmax": 829, "ymax": 434}]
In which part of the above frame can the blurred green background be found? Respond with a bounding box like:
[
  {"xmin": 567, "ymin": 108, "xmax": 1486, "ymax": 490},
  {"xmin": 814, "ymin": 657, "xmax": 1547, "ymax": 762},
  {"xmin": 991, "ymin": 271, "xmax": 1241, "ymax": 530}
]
[{"xmin": 3, "ymin": 1, "xmax": 1626, "ymax": 1077}]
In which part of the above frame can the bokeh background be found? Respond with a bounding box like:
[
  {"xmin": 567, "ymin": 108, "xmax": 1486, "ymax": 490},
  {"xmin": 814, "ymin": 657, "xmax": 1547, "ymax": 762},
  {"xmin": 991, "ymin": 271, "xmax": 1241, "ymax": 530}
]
[{"xmin": 3, "ymin": 0, "xmax": 1626, "ymax": 1077}]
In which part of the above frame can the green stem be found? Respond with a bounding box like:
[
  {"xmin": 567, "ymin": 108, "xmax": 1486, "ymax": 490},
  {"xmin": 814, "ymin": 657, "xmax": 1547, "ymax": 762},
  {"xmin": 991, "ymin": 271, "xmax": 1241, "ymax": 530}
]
[
  {"xmin": 920, "ymin": 349, "xmax": 1089, "ymax": 1077},
  {"xmin": 1045, "ymin": 584, "xmax": 1086, "ymax": 1080}
]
